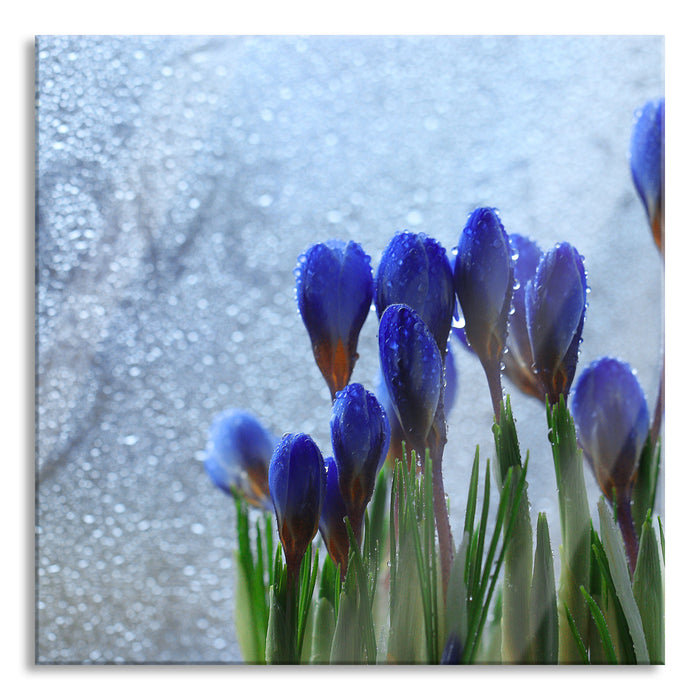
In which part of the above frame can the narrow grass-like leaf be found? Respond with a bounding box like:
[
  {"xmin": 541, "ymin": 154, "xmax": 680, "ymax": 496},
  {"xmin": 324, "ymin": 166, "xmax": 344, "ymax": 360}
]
[
  {"xmin": 494, "ymin": 399, "xmax": 532, "ymax": 664},
  {"xmin": 548, "ymin": 397, "xmax": 591, "ymax": 663},
  {"xmin": 530, "ymin": 512, "xmax": 558, "ymax": 664},
  {"xmin": 632, "ymin": 517, "xmax": 664, "ymax": 663},
  {"xmin": 423, "ymin": 451, "xmax": 441, "ymax": 662},
  {"xmin": 445, "ymin": 534, "xmax": 469, "ymax": 652},
  {"xmin": 597, "ymin": 499, "xmax": 649, "ymax": 663},
  {"xmin": 330, "ymin": 558, "xmax": 362, "ymax": 664},
  {"xmin": 297, "ymin": 547, "xmax": 319, "ymax": 656},
  {"xmin": 463, "ymin": 465, "xmax": 528, "ymax": 663},
  {"xmin": 563, "ymin": 602, "xmax": 590, "ymax": 664},
  {"xmin": 464, "ymin": 447, "xmax": 480, "ymax": 535},
  {"xmin": 590, "ymin": 536, "xmax": 635, "ymax": 664},
  {"xmin": 234, "ymin": 550, "xmax": 264, "ymax": 663},
  {"xmin": 319, "ymin": 554, "xmax": 338, "ymax": 610},
  {"xmin": 345, "ymin": 518, "xmax": 377, "ymax": 663},
  {"xmin": 233, "ymin": 498, "xmax": 267, "ymax": 662},
  {"xmin": 580, "ymin": 586, "xmax": 618, "ymax": 664},
  {"xmin": 310, "ymin": 596, "xmax": 335, "ymax": 664},
  {"xmin": 632, "ymin": 435, "xmax": 661, "ymax": 534},
  {"xmin": 474, "ymin": 462, "xmax": 491, "ymax": 591},
  {"xmin": 402, "ymin": 467, "xmax": 436, "ymax": 661}
]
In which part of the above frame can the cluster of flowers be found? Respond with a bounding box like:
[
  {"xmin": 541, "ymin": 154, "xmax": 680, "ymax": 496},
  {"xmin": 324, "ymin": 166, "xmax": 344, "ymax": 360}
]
[{"xmin": 203, "ymin": 96, "xmax": 664, "ymax": 633}]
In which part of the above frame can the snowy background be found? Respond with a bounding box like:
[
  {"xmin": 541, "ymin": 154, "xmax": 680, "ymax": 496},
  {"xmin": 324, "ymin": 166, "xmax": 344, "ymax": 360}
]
[{"xmin": 35, "ymin": 35, "xmax": 664, "ymax": 663}]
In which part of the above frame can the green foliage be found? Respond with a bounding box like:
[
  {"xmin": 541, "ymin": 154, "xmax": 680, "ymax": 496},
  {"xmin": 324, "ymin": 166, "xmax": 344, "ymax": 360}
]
[
  {"xmin": 632, "ymin": 516, "xmax": 664, "ymax": 663},
  {"xmin": 547, "ymin": 396, "xmax": 591, "ymax": 663},
  {"xmin": 231, "ymin": 396, "xmax": 663, "ymax": 666},
  {"xmin": 597, "ymin": 499, "xmax": 650, "ymax": 663},
  {"xmin": 632, "ymin": 434, "xmax": 662, "ymax": 534},
  {"xmin": 493, "ymin": 397, "xmax": 533, "ymax": 663},
  {"xmin": 529, "ymin": 513, "xmax": 558, "ymax": 664},
  {"xmin": 232, "ymin": 498, "xmax": 273, "ymax": 663}
]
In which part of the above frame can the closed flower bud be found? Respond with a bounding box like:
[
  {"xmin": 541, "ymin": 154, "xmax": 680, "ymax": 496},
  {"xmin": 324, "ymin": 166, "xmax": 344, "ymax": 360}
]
[
  {"xmin": 375, "ymin": 231, "xmax": 455, "ymax": 355},
  {"xmin": 503, "ymin": 233, "xmax": 545, "ymax": 401},
  {"xmin": 330, "ymin": 382, "xmax": 389, "ymax": 537},
  {"xmin": 570, "ymin": 357, "xmax": 650, "ymax": 503},
  {"xmin": 454, "ymin": 207, "xmax": 514, "ymax": 369},
  {"xmin": 204, "ymin": 409, "xmax": 275, "ymax": 509},
  {"xmin": 378, "ymin": 304, "xmax": 443, "ymax": 450},
  {"xmin": 319, "ymin": 456, "xmax": 350, "ymax": 576},
  {"xmin": 629, "ymin": 98, "xmax": 665, "ymax": 252},
  {"xmin": 268, "ymin": 433, "xmax": 326, "ymax": 575},
  {"xmin": 295, "ymin": 240, "xmax": 373, "ymax": 399},
  {"xmin": 525, "ymin": 242, "xmax": 587, "ymax": 405}
]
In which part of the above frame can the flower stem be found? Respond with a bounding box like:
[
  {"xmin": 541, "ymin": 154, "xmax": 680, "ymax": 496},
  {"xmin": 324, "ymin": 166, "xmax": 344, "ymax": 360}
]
[
  {"xmin": 649, "ymin": 346, "xmax": 664, "ymax": 448},
  {"xmin": 483, "ymin": 359, "xmax": 504, "ymax": 421},
  {"xmin": 427, "ymin": 403, "xmax": 453, "ymax": 600}
]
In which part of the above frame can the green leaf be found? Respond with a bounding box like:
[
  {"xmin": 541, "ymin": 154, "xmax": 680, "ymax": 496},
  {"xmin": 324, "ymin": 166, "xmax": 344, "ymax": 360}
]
[
  {"xmin": 345, "ymin": 517, "xmax": 377, "ymax": 663},
  {"xmin": 386, "ymin": 530, "xmax": 426, "ymax": 663},
  {"xmin": 590, "ymin": 535, "xmax": 636, "ymax": 664},
  {"xmin": 463, "ymin": 447, "xmax": 480, "ymax": 535},
  {"xmin": 296, "ymin": 546, "xmax": 319, "ymax": 658},
  {"xmin": 562, "ymin": 602, "xmax": 590, "ymax": 664},
  {"xmin": 597, "ymin": 499, "xmax": 650, "ymax": 663},
  {"xmin": 580, "ymin": 586, "xmax": 618, "ymax": 664},
  {"xmin": 632, "ymin": 517, "xmax": 664, "ymax": 664},
  {"xmin": 632, "ymin": 434, "xmax": 661, "ymax": 533},
  {"xmin": 310, "ymin": 596, "xmax": 336, "ymax": 664},
  {"xmin": 330, "ymin": 579, "xmax": 362, "ymax": 663},
  {"xmin": 530, "ymin": 513, "xmax": 558, "ymax": 664},
  {"xmin": 319, "ymin": 553, "xmax": 339, "ymax": 610},
  {"xmin": 494, "ymin": 398, "xmax": 532, "ymax": 664},
  {"xmin": 445, "ymin": 533, "xmax": 470, "ymax": 651},
  {"xmin": 547, "ymin": 397, "xmax": 591, "ymax": 663},
  {"xmin": 463, "ymin": 465, "xmax": 528, "ymax": 663},
  {"xmin": 387, "ymin": 458, "xmax": 428, "ymax": 663},
  {"xmin": 234, "ymin": 549, "xmax": 264, "ymax": 663},
  {"xmin": 265, "ymin": 577, "xmax": 295, "ymax": 664}
]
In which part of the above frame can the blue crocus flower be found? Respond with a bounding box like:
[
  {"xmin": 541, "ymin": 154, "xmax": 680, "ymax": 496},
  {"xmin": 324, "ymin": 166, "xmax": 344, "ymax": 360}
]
[
  {"xmin": 453, "ymin": 207, "xmax": 514, "ymax": 416},
  {"xmin": 318, "ymin": 456, "xmax": 350, "ymax": 576},
  {"xmin": 204, "ymin": 409, "xmax": 276, "ymax": 509},
  {"xmin": 503, "ymin": 233, "xmax": 545, "ymax": 401},
  {"xmin": 375, "ymin": 231, "xmax": 455, "ymax": 355},
  {"xmin": 454, "ymin": 207, "xmax": 513, "ymax": 366},
  {"xmin": 268, "ymin": 432, "xmax": 326, "ymax": 576},
  {"xmin": 525, "ymin": 242, "xmax": 587, "ymax": 405},
  {"xmin": 295, "ymin": 240, "xmax": 374, "ymax": 399},
  {"xmin": 629, "ymin": 98, "xmax": 665, "ymax": 252},
  {"xmin": 570, "ymin": 357, "xmax": 650, "ymax": 504},
  {"xmin": 330, "ymin": 382, "xmax": 389, "ymax": 538},
  {"xmin": 378, "ymin": 304, "xmax": 443, "ymax": 451}
]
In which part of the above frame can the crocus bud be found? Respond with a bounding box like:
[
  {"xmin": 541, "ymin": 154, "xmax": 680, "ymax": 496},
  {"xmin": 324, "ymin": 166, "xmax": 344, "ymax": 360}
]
[
  {"xmin": 378, "ymin": 304, "xmax": 443, "ymax": 451},
  {"xmin": 629, "ymin": 98, "xmax": 665, "ymax": 253},
  {"xmin": 319, "ymin": 456, "xmax": 350, "ymax": 576},
  {"xmin": 375, "ymin": 231, "xmax": 455, "ymax": 355},
  {"xmin": 570, "ymin": 357, "xmax": 650, "ymax": 503},
  {"xmin": 295, "ymin": 240, "xmax": 373, "ymax": 399},
  {"xmin": 268, "ymin": 433, "xmax": 326, "ymax": 576},
  {"xmin": 503, "ymin": 233, "xmax": 545, "ymax": 401},
  {"xmin": 203, "ymin": 409, "xmax": 275, "ymax": 509},
  {"xmin": 525, "ymin": 242, "xmax": 587, "ymax": 405},
  {"xmin": 454, "ymin": 207, "xmax": 514, "ymax": 371},
  {"xmin": 330, "ymin": 382, "xmax": 389, "ymax": 537}
]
